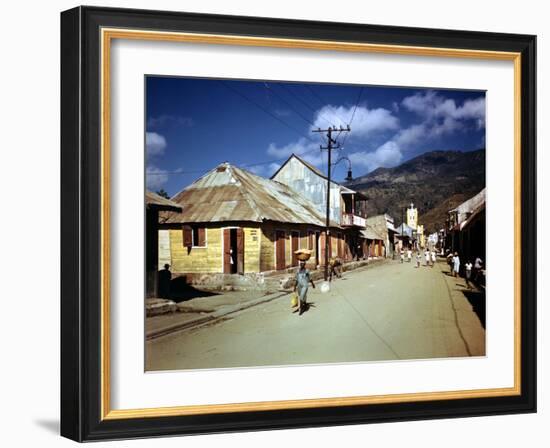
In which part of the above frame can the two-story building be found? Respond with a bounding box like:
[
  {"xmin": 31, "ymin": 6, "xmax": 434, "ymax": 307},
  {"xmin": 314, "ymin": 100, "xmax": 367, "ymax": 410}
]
[{"xmin": 271, "ymin": 154, "xmax": 368, "ymax": 261}]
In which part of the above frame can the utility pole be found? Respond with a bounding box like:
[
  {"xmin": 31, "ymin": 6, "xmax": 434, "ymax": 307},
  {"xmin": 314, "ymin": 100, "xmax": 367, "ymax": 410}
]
[{"xmin": 312, "ymin": 125, "xmax": 350, "ymax": 280}]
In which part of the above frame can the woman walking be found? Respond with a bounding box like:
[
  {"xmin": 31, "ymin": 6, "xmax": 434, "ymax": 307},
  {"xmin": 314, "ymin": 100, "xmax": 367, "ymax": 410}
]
[{"xmin": 294, "ymin": 260, "xmax": 315, "ymax": 316}]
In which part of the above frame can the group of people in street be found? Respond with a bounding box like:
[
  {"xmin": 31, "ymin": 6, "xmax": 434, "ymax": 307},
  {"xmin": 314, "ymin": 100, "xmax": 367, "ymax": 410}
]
[
  {"xmin": 447, "ymin": 251, "xmax": 484, "ymax": 289},
  {"xmin": 399, "ymin": 247, "xmax": 437, "ymax": 268}
]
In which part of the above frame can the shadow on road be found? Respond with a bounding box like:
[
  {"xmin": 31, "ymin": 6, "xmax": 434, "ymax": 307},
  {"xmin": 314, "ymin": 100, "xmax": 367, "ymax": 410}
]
[
  {"xmin": 293, "ymin": 302, "xmax": 316, "ymax": 315},
  {"xmin": 462, "ymin": 289, "xmax": 486, "ymax": 329},
  {"xmin": 168, "ymin": 277, "xmax": 220, "ymax": 303}
]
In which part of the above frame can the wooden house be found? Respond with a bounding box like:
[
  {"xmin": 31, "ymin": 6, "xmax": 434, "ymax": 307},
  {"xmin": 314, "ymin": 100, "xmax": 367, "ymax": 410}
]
[
  {"xmin": 159, "ymin": 162, "xmax": 343, "ymax": 275},
  {"xmin": 271, "ymin": 154, "xmax": 368, "ymax": 261}
]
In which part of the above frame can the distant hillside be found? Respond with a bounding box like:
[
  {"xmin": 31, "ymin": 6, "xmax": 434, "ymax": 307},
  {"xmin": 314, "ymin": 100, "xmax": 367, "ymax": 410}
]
[{"xmin": 345, "ymin": 149, "xmax": 485, "ymax": 233}]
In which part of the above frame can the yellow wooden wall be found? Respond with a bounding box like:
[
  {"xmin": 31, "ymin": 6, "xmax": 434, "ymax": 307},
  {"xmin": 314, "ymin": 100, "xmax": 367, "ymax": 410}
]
[
  {"xmin": 169, "ymin": 227, "xmax": 221, "ymax": 273},
  {"xmin": 259, "ymin": 224, "xmax": 323, "ymax": 271},
  {"xmin": 168, "ymin": 224, "xmax": 261, "ymax": 274},
  {"xmin": 166, "ymin": 222, "xmax": 349, "ymax": 274}
]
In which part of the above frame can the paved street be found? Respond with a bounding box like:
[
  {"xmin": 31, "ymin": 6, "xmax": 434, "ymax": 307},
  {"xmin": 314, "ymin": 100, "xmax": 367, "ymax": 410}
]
[{"xmin": 146, "ymin": 259, "xmax": 485, "ymax": 371}]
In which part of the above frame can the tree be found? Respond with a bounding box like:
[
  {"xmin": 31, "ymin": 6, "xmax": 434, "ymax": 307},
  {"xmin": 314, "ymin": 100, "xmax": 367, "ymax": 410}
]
[{"xmin": 156, "ymin": 188, "xmax": 170, "ymax": 199}]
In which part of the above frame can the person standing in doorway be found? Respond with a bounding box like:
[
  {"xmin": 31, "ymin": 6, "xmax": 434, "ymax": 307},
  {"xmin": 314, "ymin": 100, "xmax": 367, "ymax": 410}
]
[
  {"xmin": 474, "ymin": 256, "xmax": 483, "ymax": 282},
  {"xmin": 294, "ymin": 260, "xmax": 315, "ymax": 316}
]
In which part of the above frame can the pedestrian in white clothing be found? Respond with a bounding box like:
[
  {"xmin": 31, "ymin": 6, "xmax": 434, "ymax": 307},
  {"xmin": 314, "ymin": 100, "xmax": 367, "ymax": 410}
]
[
  {"xmin": 465, "ymin": 261, "xmax": 473, "ymax": 289},
  {"xmin": 431, "ymin": 250, "xmax": 436, "ymax": 268},
  {"xmin": 407, "ymin": 249, "xmax": 412, "ymax": 262},
  {"xmin": 452, "ymin": 252, "xmax": 460, "ymax": 277},
  {"xmin": 424, "ymin": 250, "xmax": 430, "ymax": 266}
]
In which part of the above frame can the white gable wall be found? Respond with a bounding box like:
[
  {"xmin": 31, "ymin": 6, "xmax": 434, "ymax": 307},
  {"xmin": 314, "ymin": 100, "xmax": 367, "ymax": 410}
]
[{"xmin": 273, "ymin": 157, "xmax": 342, "ymax": 225}]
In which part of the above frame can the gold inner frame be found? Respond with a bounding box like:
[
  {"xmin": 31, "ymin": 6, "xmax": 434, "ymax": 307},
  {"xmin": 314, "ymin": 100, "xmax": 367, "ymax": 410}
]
[{"xmin": 100, "ymin": 28, "xmax": 522, "ymax": 420}]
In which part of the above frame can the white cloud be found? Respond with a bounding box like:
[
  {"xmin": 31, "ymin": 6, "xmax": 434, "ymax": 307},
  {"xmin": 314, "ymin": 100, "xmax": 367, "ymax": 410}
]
[
  {"xmin": 395, "ymin": 91, "xmax": 486, "ymax": 149},
  {"xmin": 312, "ymin": 105, "xmax": 398, "ymax": 138},
  {"xmin": 402, "ymin": 90, "xmax": 486, "ymax": 127},
  {"xmin": 348, "ymin": 141, "xmax": 403, "ymax": 173},
  {"xmin": 146, "ymin": 132, "xmax": 167, "ymax": 157},
  {"xmin": 266, "ymin": 137, "xmax": 315, "ymax": 158},
  {"xmin": 146, "ymin": 165, "xmax": 169, "ymax": 190},
  {"xmin": 394, "ymin": 123, "xmax": 426, "ymax": 147}
]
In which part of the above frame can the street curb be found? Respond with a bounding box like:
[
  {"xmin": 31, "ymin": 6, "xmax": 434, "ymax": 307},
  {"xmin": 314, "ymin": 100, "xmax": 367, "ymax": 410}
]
[
  {"xmin": 146, "ymin": 291, "xmax": 289, "ymax": 340},
  {"xmin": 146, "ymin": 258, "xmax": 389, "ymax": 341}
]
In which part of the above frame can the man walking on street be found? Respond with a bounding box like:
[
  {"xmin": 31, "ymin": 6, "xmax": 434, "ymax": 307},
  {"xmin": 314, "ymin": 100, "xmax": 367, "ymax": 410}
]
[{"xmin": 452, "ymin": 252, "xmax": 461, "ymax": 278}]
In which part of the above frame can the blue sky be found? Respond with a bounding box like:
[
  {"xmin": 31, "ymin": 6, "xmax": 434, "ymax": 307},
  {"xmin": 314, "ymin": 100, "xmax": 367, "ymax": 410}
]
[{"xmin": 145, "ymin": 77, "xmax": 485, "ymax": 196}]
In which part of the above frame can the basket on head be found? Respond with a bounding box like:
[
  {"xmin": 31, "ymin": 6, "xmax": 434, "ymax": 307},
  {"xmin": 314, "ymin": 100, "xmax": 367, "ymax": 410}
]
[{"xmin": 295, "ymin": 249, "xmax": 312, "ymax": 261}]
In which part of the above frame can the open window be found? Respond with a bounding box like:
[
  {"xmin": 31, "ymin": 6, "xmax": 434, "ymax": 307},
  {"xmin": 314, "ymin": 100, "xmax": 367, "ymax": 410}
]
[{"xmin": 182, "ymin": 225, "xmax": 206, "ymax": 248}]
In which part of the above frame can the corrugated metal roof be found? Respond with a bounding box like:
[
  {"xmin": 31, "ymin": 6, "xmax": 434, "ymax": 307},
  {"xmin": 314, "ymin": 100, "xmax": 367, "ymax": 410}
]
[
  {"xmin": 146, "ymin": 190, "xmax": 182, "ymax": 211},
  {"xmin": 164, "ymin": 163, "xmax": 338, "ymax": 226},
  {"xmin": 450, "ymin": 188, "xmax": 486, "ymax": 215},
  {"xmin": 459, "ymin": 202, "xmax": 485, "ymax": 231}
]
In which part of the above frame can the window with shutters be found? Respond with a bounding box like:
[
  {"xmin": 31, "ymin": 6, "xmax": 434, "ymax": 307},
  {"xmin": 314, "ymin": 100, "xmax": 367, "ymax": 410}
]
[{"xmin": 192, "ymin": 226, "xmax": 207, "ymax": 247}]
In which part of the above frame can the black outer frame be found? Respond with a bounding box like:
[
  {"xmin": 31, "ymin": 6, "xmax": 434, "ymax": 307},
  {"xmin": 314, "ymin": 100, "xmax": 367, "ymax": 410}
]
[{"xmin": 60, "ymin": 6, "xmax": 536, "ymax": 442}]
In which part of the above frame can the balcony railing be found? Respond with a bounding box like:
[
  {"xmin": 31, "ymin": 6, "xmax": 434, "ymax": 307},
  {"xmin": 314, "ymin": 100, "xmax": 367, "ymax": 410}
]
[{"xmin": 341, "ymin": 213, "xmax": 366, "ymax": 227}]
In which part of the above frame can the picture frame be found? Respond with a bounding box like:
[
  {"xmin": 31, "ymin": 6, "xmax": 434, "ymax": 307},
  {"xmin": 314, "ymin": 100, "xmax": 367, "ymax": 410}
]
[{"xmin": 60, "ymin": 5, "xmax": 536, "ymax": 442}]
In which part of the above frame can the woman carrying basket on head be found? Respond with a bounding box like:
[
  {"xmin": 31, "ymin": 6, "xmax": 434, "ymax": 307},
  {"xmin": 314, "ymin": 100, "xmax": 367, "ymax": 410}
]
[{"xmin": 293, "ymin": 250, "xmax": 315, "ymax": 316}]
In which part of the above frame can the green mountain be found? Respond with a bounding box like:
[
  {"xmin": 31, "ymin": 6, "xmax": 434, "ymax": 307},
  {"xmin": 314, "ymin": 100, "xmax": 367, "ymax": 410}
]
[{"xmin": 345, "ymin": 149, "xmax": 485, "ymax": 233}]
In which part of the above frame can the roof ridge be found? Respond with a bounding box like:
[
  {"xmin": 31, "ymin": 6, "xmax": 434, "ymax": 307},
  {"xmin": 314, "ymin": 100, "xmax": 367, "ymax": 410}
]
[{"xmin": 229, "ymin": 166, "xmax": 265, "ymax": 221}]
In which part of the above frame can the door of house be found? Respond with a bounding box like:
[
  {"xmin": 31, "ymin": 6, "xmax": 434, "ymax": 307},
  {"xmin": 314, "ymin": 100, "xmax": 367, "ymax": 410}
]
[
  {"xmin": 315, "ymin": 231, "xmax": 320, "ymax": 266},
  {"xmin": 275, "ymin": 230, "xmax": 286, "ymax": 270},
  {"xmin": 291, "ymin": 231, "xmax": 299, "ymax": 266},
  {"xmin": 223, "ymin": 228, "xmax": 244, "ymax": 274}
]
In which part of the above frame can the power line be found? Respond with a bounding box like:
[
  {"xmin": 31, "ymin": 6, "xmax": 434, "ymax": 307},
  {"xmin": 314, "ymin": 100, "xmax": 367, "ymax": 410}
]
[
  {"xmin": 219, "ymin": 80, "xmax": 316, "ymax": 144},
  {"xmin": 340, "ymin": 86, "xmax": 364, "ymax": 150},
  {"xmin": 263, "ymin": 82, "xmax": 316, "ymax": 127},
  {"xmin": 304, "ymin": 84, "xmax": 349, "ymax": 125},
  {"xmin": 278, "ymin": 83, "xmax": 334, "ymax": 127},
  {"xmin": 146, "ymin": 147, "xmax": 322, "ymax": 176}
]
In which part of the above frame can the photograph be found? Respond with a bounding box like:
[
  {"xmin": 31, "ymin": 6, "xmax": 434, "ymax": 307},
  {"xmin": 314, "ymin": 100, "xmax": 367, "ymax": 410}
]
[{"xmin": 144, "ymin": 76, "xmax": 487, "ymax": 371}]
